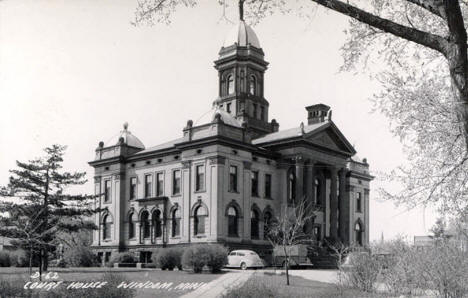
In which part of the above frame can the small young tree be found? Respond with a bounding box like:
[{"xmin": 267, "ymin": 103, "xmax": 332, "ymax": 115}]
[
  {"xmin": 266, "ymin": 199, "xmax": 316, "ymax": 286},
  {"xmin": 0, "ymin": 145, "xmax": 96, "ymax": 274}
]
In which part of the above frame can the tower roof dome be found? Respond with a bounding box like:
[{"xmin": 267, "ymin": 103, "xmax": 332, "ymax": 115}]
[
  {"xmin": 223, "ymin": 20, "xmax": 261, "ymax": 48},
  {"xmin": 107, "ymin": 122, "xmax": 145, "ymax": 149}
]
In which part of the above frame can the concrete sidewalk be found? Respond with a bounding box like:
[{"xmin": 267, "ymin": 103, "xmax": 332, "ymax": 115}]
[{"xmin": 180, "ymin": 270, "xmax": 253, "ymax": 298}]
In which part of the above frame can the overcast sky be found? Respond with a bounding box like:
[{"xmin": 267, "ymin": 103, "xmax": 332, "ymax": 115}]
[{"xmin": 0, "ymin": 0, "xmax": 437, "ymax": 242}]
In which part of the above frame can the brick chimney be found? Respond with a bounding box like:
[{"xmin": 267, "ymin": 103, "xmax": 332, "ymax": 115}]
[{"xmin": 305, "ymin": 104, "xmax": 331, "ymax": 125}]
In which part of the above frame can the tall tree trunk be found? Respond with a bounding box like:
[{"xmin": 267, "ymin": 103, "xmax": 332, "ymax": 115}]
[
  {"xmin": 38, "ymin": 250, "xmax": 42, "ymax": 281},
  {"xmin": 28, "ymin": 246, "xmax": 32, "ymax": 278}
]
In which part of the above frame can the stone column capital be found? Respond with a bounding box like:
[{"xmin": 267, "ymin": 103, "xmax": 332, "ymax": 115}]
[{"xmin": 292, "ymin": 155, "xmax": 304, "ymax": 164}]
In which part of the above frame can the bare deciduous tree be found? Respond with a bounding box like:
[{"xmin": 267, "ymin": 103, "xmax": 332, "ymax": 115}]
[{"xmin": 266, "ymin": 199, "xmax": 316, "ymax": 286}]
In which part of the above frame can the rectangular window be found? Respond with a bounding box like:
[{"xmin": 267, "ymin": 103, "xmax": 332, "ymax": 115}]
[
  {"xmin": 130, "ymin": 177, "xmax": 137, "ymax": 200},
  {"xmin": 260, "ymin": 106, "xmax": 265, "ymax": 121},
  {"xmin": 144, "ymin": 174, "xmax": 152, "ymax": 198},
  {"xmin": 229, "ymin": 165, "xmax": 238, "ymax": 192},
  {"xmin": 104, "ymin": 180, "xmax": 111, "ymax": 202},
  {"xmin": 265, "ymin": 174, "xmax": 272, "ymax": 198},
  {"xmin": 226, "ymin": 103, "xmax": 231, "ymax": 113},
  {"xmin": 356, "ymin": 192, "xmax": 362, "ymax": 212},
  {"xmin": 195, "ymin": 165, "xmax": 205, "ymax": 191},
  {"xmin": 156, "ymin": 173, "xmax": 164, "ymax": 196},
  {"xmin": 253, "ymin": 104, "xmax": 258, "ymax": 118},
  {"xmin": 173, "ymin": 170, "xmax": 181, "ymax": 195},
  {"xmin": 251, "ymin": 171, "xmax": 259, "ymax": 197}
]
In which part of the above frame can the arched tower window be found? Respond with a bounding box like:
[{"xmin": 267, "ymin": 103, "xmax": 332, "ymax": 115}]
[
  {"xmin": 194, "ymin": 205, "xmax": 207, "ymax": 235},
  {"xmin": 287, "ymin": 168, "xmax": 296, "ymax": 203},
  {"xmin": 103, "ymin": 214, "xmax": 112, "ymax": 240},
  {"xmin": 128, "ymin": 212, "xmax": 135, "ymax": 239},
  {"xmin": 153, "ymin": 209, "xmax": 162, "ymax": 238},
  {"xmin": 251, "ymin": 209, "xmax": 260, "ymax": 239},
  {"xmin": 227, "ymin": 75, "xmax": 234, "ymax": 95},
  {"xmin": 141, "ymin": 211, "xmax": 150, "ymax": 239},
  {"xmin": 171, "ymin": 208, "xmax": 180, "ymax": 237},
  {"xmin": 249, "ymin": 75, "xmax": 256, "ymax": 95},
  {"xmin": 227, "ymin": 206, "xmax": 239, "ymax": 237}
]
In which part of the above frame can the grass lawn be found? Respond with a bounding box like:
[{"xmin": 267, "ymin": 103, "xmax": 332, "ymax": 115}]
[
  {"xmin": 223, "ymin": 272, "xmax": 381, "ymax": 298},
  {"xmin": 0, "ymin": 267, "xmax": 222, "ymax": 298}
]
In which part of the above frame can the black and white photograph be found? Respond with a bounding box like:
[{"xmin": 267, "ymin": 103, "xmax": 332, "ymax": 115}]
[{"xmin": 1, "ymin": 0, "xmax": 468, "ymax": 297}]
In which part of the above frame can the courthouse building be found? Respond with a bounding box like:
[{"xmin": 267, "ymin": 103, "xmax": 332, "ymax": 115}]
[{"xmin": 89, "ymin": 18, "xmax": 373, "ymax": 263}]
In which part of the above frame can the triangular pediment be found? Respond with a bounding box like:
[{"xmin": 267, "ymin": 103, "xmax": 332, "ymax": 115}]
[{"xmin": 305, "ymin": 123, "xmax": 356, "ymax": 155}]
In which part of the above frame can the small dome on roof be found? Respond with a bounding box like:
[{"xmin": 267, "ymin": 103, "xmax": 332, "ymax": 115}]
[
  {"xmin": 223, "ymin": 20, "xmax": 261, "ymax": 48},
  {"xmin": 107, "ymin": 122, "xmax": 145, "ymax": 149}
]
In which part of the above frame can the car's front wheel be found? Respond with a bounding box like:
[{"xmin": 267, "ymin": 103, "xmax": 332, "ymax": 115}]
[{"xmin": 240, "ymin": 262, "xmax": 247, "ymax": 270}]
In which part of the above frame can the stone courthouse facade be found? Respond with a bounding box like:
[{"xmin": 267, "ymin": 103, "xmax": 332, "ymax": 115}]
[{"xmin": 89, "ymin": 18, "xmax": 372, "ymax": 264}]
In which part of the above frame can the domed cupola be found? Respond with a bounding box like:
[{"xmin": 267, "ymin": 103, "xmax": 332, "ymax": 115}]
[
  {"xmin": 212, "ymin": 0, "xmax": 276, "ymax": 139},
  {"xmin": 223, "ymin": 20, "xmax": 261, "ymax": 49},
  {"xmin": 107, "ymin": 122, "xmax": 145, "ymax": 149}
]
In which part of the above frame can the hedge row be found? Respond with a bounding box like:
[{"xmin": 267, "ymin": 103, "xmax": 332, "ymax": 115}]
[{"xmin": 107, "ymin": 244, "xmax": 228, "ymax": 273}]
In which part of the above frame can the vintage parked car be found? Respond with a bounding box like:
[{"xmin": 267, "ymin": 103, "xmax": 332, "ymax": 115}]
[{"xmin": 226, "ymin": 250, "xmax": 265, "ymax": 270}]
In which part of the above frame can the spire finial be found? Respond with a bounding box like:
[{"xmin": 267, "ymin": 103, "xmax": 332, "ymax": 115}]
[
  {"xmin": 239, "ymin": 0, "xmax": 245, "ymax": 21},
  {"xmin": 123, "ymin": 122, "xmax": 129, "ymax": 130}
]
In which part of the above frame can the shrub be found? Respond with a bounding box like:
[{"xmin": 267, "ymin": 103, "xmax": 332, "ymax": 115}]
[
  {"xmin": 182, "ymin": 244, "xmax": 228, "ymax": 273},
  {"xmin": 8, "ymin": 250, "xmax": 28, "ymax": 267},
  {"xmin": 205, "ymin": 245, "xmax": 228, "ymax": 273},
  {"xmin": 107, "ymin": 252, "xmax": 136, "ymax": 267},
  {"xmin": 0, "ymin": 251, "xmax": 11, "ymax": 267},
  {"xmin": 153, "ymin": 247, "xmax": 183, "ymax": 270},
  {"xmin": 182, "ymin": 245, "xmax": 209, "ymax": 273},
  {"xmin": 63, "ymin": 245, "xmax": 97, "ymax": 267},
  {"xmin": 413, "ymin": 242, "xmax": 468, "ymax": 297},
  {"xmin": 341, "ymin": 252, "xmax": 382, "ymax": 292}
]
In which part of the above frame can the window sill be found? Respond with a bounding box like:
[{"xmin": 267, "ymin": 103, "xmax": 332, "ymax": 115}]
[
  {"xmin": 227, "ymin": 234, "xmax": 239, "ymax": 238},
  {"xmin": 263, "ymin": 196, "xmax": 273, "ymax": 200},
  {"xmin": 194, "ymin": 189, "xmax": 206, "ymax": 194},
  {"xmin": 251, "ymin": 194, "xmax": 259, "ymax": 198},
  {"xmin": 193, "ymin": 234, "xmax": 206, "ymax": 238},
  {"xmin": 171, "ymin": 194, "xmax": 182, "ymax": 197},
  {"xmin": 170, "ymin": 236, "xmax": 181, "ymax": 239},
  {"xmin": 228, "ymin": 190, "xmax": 240, "ymax": 194}
]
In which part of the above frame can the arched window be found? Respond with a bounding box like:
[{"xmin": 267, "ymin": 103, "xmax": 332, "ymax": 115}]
[
  {"xmin": 287, "ymin": 169, "xmax": 296, "ymax": 203},
  {"xmin": 249, "ymin": 75, "xmax": 256, "ymax": 95},
  {"xmin": 128, "ymin": 212, "xmax": 135, "ymax": 239},
  {"xmin": 194, "ymin": 205, "xmax": 207, "ymax": 235},
  {"xmin": 141, "ymin": 211, "xmax": 150, "ymax": 239},
  {"xmin": 355, "ymin": 222, "xmax": 363, "ymax": 246},
  {"xmin": 251, "ymin": 209, "xmax": 260, "ymax": 239},
  {"xmin": 228, "ymin": 206, "xmax": 238, "ymax": 237},
  {"xmin": 171, "ymin": 208, "xmax": 180, "ymax": 237},
  {"xmin": 103, "ymin": 214, "xmax": 112, "ymax": 240},
  {"xmin": 263, "ymin": 211, "xmax": 272, "ymax": 240},
  {"xmin": 153, "ymin": 209, "xmax": 162, "ymax": 238},
  {"xmin": 314, "ymin": 178, "xmax": 322, "ymax": 205},
  {"xmin": 227, "ymin": 75, "xmax": 234, "ymax": 95}
]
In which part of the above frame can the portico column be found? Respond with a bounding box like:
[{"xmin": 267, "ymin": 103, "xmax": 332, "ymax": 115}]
[
  {"xmin": 338, "ymin": 168, "xmax": 347, "ymax": 243},
  {"xmin": 305, "ymin": 161, "xmax": 315, "ymax": 207},
  {"xmin": 294, "ymin": 155, "xmax": 304, "ymax": 205},
  {"xmin": 329, "ymin": 167, "xmax": 338, "ymax": 240}
]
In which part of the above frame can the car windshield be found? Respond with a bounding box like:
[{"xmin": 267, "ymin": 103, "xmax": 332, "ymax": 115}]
[{"xmin": 249, "ymin": 252, "xmax": 257, "ymax": 255}]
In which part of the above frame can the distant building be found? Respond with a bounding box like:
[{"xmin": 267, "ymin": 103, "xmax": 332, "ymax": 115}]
[
  {"xmin": 0, "ymin": 236, "xmax": 13, "ymax": 251},
  {"xmin": 89, "ymin": 16, "xmax": 373, "ymax": 264},
  {"xmin": 414, "ymin": 235, "xmax": 468, "ymax": 251}
]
